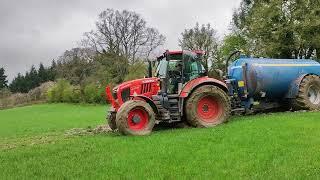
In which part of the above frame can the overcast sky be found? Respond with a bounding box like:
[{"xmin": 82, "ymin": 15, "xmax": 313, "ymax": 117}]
[{"xmin": 0, "ymin": 0, "xmax": 241, "ymax": 81}]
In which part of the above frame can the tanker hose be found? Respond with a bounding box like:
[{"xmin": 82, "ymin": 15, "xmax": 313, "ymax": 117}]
[{"xmin": 225, "ymin": 50, "xmax": 242, "ymax": 74}]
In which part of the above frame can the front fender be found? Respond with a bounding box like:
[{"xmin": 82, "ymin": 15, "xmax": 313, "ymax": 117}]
[
  {"xmin": 132, "ymin": 95, "xmax": 159, "ymax": 114},
  {"xmin": 180, "ymin": 77, "xmax": 228, "ymax": 98},
  {"xmin": 105, "ymin": 86, "xmax": 119, "ymax": 110}
]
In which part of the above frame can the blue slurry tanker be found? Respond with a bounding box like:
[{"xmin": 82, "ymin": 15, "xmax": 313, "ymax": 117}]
[{"xmin": 226, "ymin": 53, "xmax": 320, "ymax": 112}]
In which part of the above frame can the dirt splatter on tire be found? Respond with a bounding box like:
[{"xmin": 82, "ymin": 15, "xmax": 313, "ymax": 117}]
[
  {"xmin": 185, "ymin": 85, "xmax": 231, "ymax": 127},
  {"xmin": 116, "ymin": 100, "xmax": 155, "ymax": 135},
  {"xmin": 292, "ymin": 75, "xmax": 320, "ymax": 110},
  {"xmin": 107, "ymin": 112, "xmax": 117, "ymax": 130}
]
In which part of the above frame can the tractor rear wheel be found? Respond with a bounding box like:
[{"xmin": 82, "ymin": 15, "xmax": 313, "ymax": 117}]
[
  {"xmin": 292, "ymin": 75, "xmax": 320, "ymax": 110},
  {"xmin": 116, "ymin": 100, "xmax": 156, "ymax": 135},
  {"xmin": 185, "ymin": 85, "xmax": 231, "ymax": 127}
]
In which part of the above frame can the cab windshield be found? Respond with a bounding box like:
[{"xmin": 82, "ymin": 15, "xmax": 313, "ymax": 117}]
[{"xmin": 155, "ymin": 51, "xmax": 206, "ymax": 80}]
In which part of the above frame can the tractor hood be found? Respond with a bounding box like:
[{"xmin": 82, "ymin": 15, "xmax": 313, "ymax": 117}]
[
  {"xmin": 112, "ymin": 77, "xmax": 160, "ymax": 104},
  {"xmin": 113, "ymin": 77, "xmax": 159, "ymax": 92}
]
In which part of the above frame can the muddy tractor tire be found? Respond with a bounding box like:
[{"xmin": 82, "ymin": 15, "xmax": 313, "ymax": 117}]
[
  {"xmin": 185, "ymin": 85, "xmax": 231, "ymax": 127},
  {"xmin": 116, "ymin": 100, "xmax": 156, "ymax": 136},
  {"xmin": 292, "ymin": 75, "xmax": 320, "ymax": 110},
  {"xmin": 107, "ymin": 112, "xmax": 117, "ymax": 130}
]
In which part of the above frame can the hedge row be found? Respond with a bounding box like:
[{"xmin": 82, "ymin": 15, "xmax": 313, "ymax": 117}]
[
  {"xmin": 0, "ymin": 82, "xmax": 54, "ymax": 109},
  {"xmin": 47, "ymin": 79, "xmax": 107, "ymax": 104}
]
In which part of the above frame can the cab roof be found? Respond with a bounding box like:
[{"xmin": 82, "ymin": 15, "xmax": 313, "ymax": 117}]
[
  {"xmin": 167, "ymin": 50, "xmax": 205, "ymax": 55},
  {"xmin": 157, "ymin": 50, "xmax": 205, "ymax": 61}
]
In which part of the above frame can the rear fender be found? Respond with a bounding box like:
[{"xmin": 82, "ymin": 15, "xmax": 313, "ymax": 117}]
[
  {"xmin": 132, "ymin": 95, "xmax": 159, "ymax": 114},
  {"xmin": 180, "ymin": 77, "xmax": 228, "ymax": 98},
  {"xmin": 286, "ymin": 74, "xmax": 308, "ymax": 98}
]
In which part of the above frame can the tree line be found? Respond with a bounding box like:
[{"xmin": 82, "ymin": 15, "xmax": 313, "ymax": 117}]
[
  {"xmin": 232, "ymin": 0, "xmax": 320, "ymax": 59},
  {"xmin": 1, "ymin": 0, "xmax": 320, "ymax": 103},
  {"xmin": 9, "ymin": 62, "xmax": 56, "ymax": 93}
]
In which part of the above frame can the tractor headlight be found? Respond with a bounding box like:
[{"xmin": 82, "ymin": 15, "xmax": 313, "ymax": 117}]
[{"xmin": 112, "ymin": 88, "xmax": 118, "ymax": 100}]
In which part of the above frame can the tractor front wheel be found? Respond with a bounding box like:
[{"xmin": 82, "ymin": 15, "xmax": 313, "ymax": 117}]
[
  {"xmin": 185, "ymin": 85, "xmax": 231, "ymax": 127},
  {"xmin": 116, "ymin": 100, "xmax": 156, "ymax": 135},
  {"xmin": 107, "ymin": 111, "xmax": 117, "ymax": 130}
]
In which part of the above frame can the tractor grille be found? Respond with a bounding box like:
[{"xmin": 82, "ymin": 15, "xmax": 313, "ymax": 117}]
[{"xmin": 141, "ymin": 83, "xmax": 152, "ymax": 94}]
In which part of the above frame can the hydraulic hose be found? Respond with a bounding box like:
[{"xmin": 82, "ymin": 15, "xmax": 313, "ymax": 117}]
[{"xmin": 225, "ymin": 50, "xmax": 242, "ymax": 73}]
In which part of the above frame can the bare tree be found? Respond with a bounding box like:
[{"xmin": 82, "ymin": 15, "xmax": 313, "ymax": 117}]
[
  {"xmin": 179, "ymin": 23, "xmax": 219, "ymax": 70},
  {"xmin": 142, "ymin": 28, "xmax": 166, "ymax": 60},
  {"xmin": 82, "ymin": 9, "xmax": 165, "ymax": 63},
  {"xmin": 56, "ymin": 48, "xmax": 96, "ymax": 86}
]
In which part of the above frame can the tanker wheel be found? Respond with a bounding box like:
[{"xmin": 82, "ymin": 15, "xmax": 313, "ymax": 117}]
[
  {"xmin": 185, "ymin": 85, "xmax": 231, "ymax": 127},
  {"xmin": 107, "ymin": 111, "xmax": 117, "ymax": 130},
  {"xmin": 292, "ymin": 75, "xmax": 320, "ymax": 110},
  {"xmin": 116, "ymin": 100, "xmax": 156, "ymax": 135}
]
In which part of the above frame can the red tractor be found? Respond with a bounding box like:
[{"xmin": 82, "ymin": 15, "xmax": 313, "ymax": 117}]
[{"xmin": 106, "ymin": 50, "xmax": 231, "ymax": 135}]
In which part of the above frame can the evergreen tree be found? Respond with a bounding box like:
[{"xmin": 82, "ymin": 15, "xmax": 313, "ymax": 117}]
[
  {"xmin": 38, "ymin": 63, "xmax": 48, "ymax": 83},
  {"xmin": 10, "ymin": 73, "xmax": 24, "ymax": 93},
  {"xmin": 48, "ymin": 60, "xmax": 57, "ymax": 81},
  {"xmin": 0, "ymin": 67, "xmax": 8, "ymax": 89},
  {"xmin": 9, "ymin": 65, "xmax": 42, "ymax": 93},
  {"xmin": 28, "ymin": 65, "xmax": 40, "ymax": 90}
]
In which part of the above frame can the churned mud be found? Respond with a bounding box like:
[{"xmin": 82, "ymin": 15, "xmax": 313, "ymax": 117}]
[{"xmin": 64, "ymin": 125, "xmax": 113, "ymax": 136}]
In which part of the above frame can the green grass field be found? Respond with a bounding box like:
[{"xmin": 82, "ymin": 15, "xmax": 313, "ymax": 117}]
[{"xmin": 1, "ymin": 104, "xmax": 320, "ymax": 179}]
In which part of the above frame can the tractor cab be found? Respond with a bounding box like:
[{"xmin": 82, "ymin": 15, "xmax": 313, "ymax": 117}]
[{"xmin": 154, "ymin": 50, "xmax": 206, "ymax": 94}]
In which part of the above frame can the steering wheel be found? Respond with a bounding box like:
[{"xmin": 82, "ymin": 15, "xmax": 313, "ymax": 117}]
[{"xmin": 168, "ymin": 70, "xmax": 181, "ymax": 78}]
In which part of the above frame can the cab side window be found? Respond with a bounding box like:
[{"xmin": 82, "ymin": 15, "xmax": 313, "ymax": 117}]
[{"xmin": 184, "ymin": 60, "xmax": 201, "ymax": 81}]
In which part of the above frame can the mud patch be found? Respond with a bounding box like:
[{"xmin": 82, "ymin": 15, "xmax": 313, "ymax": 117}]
[
  {"xmin": 64, "ymin": 125, "xmax": 113, "ymax": 136},
  {"xmin": 0, "ymin": 134, "xmax": 62, "ymax": 151},
  {"xmin": 1, "ymin": 125, "xmax": 114, "ymax": 151}
]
